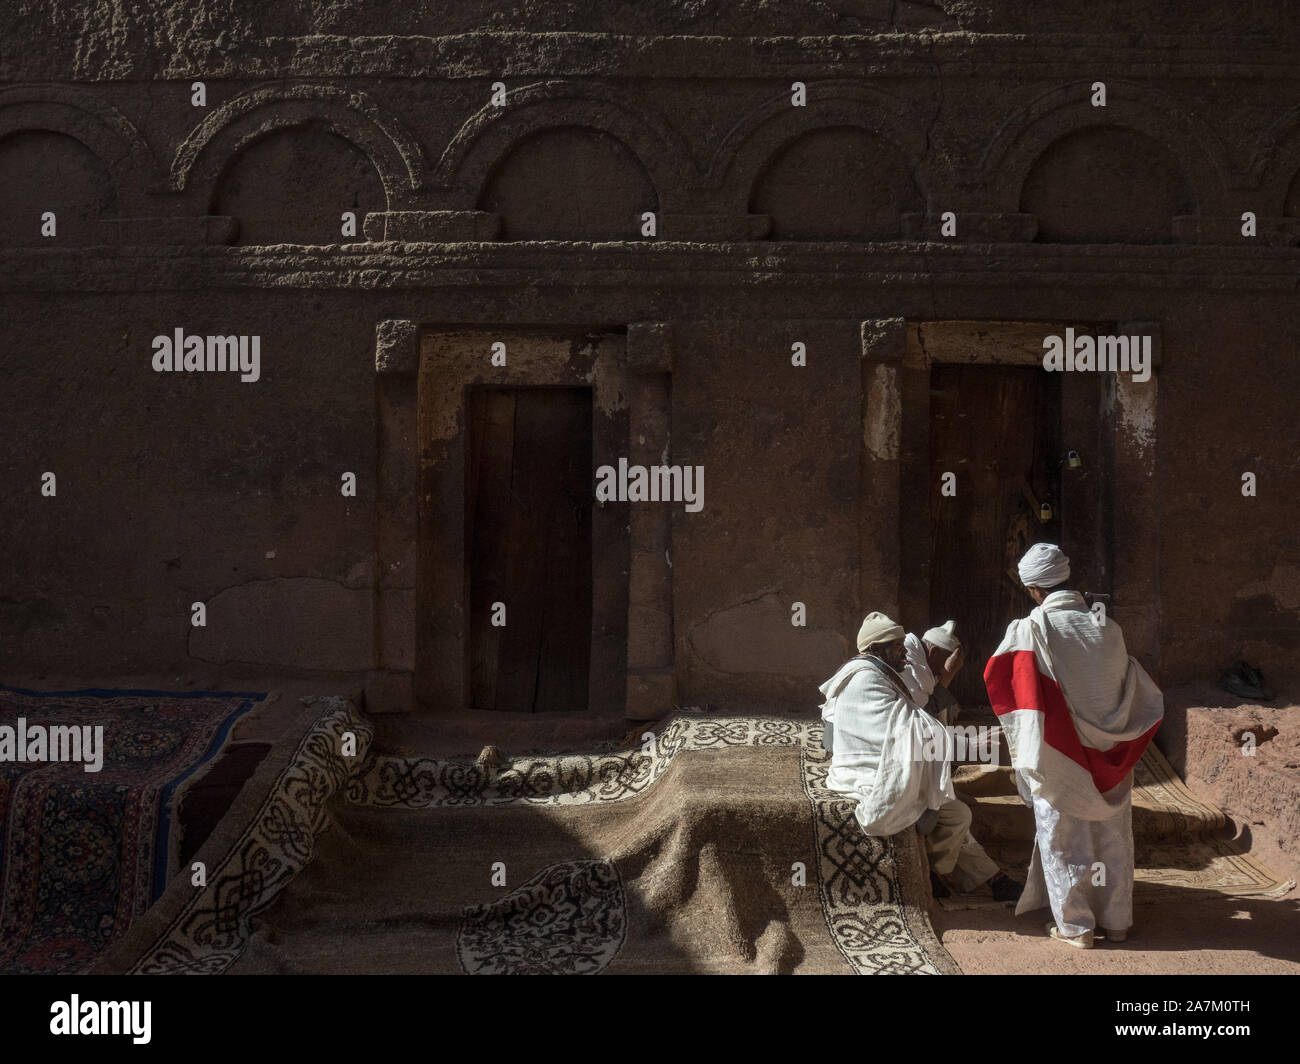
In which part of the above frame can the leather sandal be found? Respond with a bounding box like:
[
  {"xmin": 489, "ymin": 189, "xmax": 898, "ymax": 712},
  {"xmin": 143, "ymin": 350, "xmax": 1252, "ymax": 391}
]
[{"xmin": 1046, "ymin": 923, "xmax": 1094, "ymax": 948}]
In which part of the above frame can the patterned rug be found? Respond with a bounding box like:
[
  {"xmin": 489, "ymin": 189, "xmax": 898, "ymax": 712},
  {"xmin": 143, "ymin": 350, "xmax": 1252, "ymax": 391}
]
[
  {"xmin": 102, "ymin": 709, "xmax": 958, "ymax": 975},
  {"xmin": 0, "ymin": 686, "xmax": 262, "ymax": 974}
]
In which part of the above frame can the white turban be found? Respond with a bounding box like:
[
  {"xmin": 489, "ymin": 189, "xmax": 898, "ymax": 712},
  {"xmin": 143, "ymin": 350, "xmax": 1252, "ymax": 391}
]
[
  {"xmin": 922, "ymin": 620, "xmax": 959, "ymax": 652},
  {"xmin": 1018, "ymin": 543, "xmax": 1071, "ymax": 589},
  {"xmin": 856, "ymin": 611, "xmax": 904, "ymax": 652}
]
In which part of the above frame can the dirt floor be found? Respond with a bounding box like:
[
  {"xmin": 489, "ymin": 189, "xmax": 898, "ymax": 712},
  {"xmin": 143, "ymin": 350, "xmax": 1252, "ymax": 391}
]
[
  {"xmin": 933, "ymin": 882, "xmax": 1300, "ymax": 975},
  {"xmin": 935, "ymin": 698, "xmax": 1300, "ymax": 975}
]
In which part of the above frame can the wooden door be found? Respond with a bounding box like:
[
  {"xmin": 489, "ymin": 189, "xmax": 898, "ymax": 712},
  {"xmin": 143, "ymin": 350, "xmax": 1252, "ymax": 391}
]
[
  {"xmin": 467, "ymin": 387, "xmax": 593, "ymax": 712},
  {"xmin": 928, "ymin": 365, "xmax": 1062, "ymax": 706}
]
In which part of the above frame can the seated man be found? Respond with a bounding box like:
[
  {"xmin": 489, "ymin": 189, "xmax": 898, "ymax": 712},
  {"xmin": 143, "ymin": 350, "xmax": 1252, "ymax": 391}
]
[
  {"xmin": 899, "ymin": 620, "xmax": 964, "ymax": 726},
  {"xmin": 819, "ymin": 611, "xmax": 1021, "ymax": 902}
]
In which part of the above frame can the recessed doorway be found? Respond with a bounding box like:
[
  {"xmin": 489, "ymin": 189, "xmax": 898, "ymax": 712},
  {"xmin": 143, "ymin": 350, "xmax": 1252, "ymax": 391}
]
[
  {"xmin": 928, "ymin": 363, "xmax": 1063, "ymax": 705},
  {"xmin": 466, "ymin": 386, "xmax": 593, "ymax": 712}
]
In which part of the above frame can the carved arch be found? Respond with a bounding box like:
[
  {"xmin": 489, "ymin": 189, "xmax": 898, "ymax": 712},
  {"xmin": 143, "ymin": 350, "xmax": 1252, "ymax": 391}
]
[
  {"xmin": 171, "ymin": 84, "xmax": 424, "ymax": 206},
  {"xmin": 974, "ymin": 81, "xmax": 1229, "ymax": 212},
  {"xmin": 0, "ymin": 85, "xmax": 156, "ymax": 210},
  {"xmin": 709, "ymin": 82, "xmax": 934, "ymax": 214},
  {"xmin": 1246, "ymin": 105, "xmax": 1300, "ymax": 213},
  {"xmin": 434, "ymin": 81, "xmax": 695, "ymax": 208}
]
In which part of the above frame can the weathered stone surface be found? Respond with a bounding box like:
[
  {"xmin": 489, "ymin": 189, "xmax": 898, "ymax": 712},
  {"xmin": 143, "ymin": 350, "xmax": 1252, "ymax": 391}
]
[
  {"xmin": 688, "ymin": 592, "xmax": 849, "ymax": 679},
  {"xmin": 363, "ymin": 211, "xmax": 499, "ymax": 242},
  {"xmin": 626, "ymin": 321, "xmax": 673, "ymax": 374},
  {"xmin": 1, "ymin": 7, "xmax": 1298, "ymax": 719},
  {"xmin": 626, "ymin": 666, "xmax": 677, "ymax": 721},
  {"xmin": 375, "ymin": 319, "xmax": 418, "ymax": 375},
  {"xmin": 97, "ymin": 216, "xmax": 236, "ymax": 245},
  {"xmin": 1158, "ymin": 700, "xmax": 1300, "ymax": 886},
  {"xmin": 667, "ymin": 318, "xmax": 864, "ymax": 711},
  {"xmin": 365, "ymin": 667, "xmax": 415, "ymax": 714},
  {"xmin": 189, "ymin": 578, "xmax": 374, "ymax": 672},
  {"xmin": 8, "ymin": 4, "xmax": 1300, "ymax": 81}
]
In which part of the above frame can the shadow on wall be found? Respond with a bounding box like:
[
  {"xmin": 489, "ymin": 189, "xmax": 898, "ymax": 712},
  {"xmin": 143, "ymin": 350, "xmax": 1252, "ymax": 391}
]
[
  {"xmin": 1021, "ymin": 125, "xmax": 1194, "ymax": 244},
  {"xmin": 211, "ymin": 122, "xmax": 386, "ymax": 245},
  {"xmin": 0, "ymin": 105, "xmax": 1259, "ymax": 248},
  {"xmin": 477, "ymin": 125, "xmax": 658, "ymax": 241},
  {"xmin": 0, "ymin": 130, "xmax": 115, "ymax": 244},
  {"xmin": 749, "ymin": 126, "xmax": 922, "ymax": 241}
]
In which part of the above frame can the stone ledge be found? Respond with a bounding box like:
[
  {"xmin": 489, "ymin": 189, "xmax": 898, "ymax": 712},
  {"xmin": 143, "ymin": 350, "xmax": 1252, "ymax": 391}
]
[
  {"xmin": 19, "ymin": 32, "xmax": 1300, "ymax": 82},
  {"xmin": 1173, "ymin": 214, "xmax": 1300, "ymax": 246},
  {"xmin": 364, "ymin": 211, "xmax": 500, "ymax": 242},
  {"xmin": 901, "ymin": 211, "xmax": 1037, "ymax": 243},
  {"xmin": 11, "ymin": 241, "xmax": 1300, "ymax": 292},
  {"xmin": 97, "ymin": 216, "xmax": 237, "ymax": 245}
]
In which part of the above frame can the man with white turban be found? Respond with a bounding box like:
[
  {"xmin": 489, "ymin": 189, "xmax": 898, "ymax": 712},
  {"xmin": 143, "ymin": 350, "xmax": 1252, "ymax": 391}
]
[
  {"xmin": 820, "ymin": 612, "xmax": 1021, "ymax": 901},
  {"xmin": 985, "ymin": 543, "xmax": 1164, "ymax": 948},
  {"xmin": 900, "ymin": 619, "xmax": 965, "ymax": 725}
]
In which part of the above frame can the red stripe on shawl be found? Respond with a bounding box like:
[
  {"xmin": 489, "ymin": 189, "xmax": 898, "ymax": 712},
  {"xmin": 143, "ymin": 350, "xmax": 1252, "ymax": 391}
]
[{"xmin": 984, "ymin": 648, "xmax": 1158, "ymax": 794}]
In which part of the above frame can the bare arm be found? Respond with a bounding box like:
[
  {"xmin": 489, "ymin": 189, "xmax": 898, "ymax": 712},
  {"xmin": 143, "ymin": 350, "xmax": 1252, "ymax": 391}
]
[{"xmin": 938, "ymin": 643, "xmax": 966, "ymax": 688}]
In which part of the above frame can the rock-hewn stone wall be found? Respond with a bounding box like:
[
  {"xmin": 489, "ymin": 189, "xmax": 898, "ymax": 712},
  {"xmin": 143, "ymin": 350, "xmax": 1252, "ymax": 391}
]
[{"xmin": 2, "ymin": 9, "xmax": 1297, "ymax": 708}]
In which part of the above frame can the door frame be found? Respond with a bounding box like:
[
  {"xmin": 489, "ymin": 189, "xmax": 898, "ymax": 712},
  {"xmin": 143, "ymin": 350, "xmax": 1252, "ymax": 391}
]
[
  {"xmin": 412, "ymin": 328, "xmax": 629, "ymax": 715},
  {"xmin": 373, "ymin": 320, "xmax": 678, "ymax": 718},
  {"xmin": 863, "ymin": 318, "xmax": 1162, "ymax": 674},
  {"xmin": 924, "ymin": 358, "xmax": 1065, "ymax": 705}
]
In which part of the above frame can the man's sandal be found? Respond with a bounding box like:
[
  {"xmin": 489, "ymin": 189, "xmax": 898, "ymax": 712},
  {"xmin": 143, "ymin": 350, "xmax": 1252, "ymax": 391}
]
[{"xmin": 1046, "ymin": 923, "xmax": 1094, "ymax": 949}]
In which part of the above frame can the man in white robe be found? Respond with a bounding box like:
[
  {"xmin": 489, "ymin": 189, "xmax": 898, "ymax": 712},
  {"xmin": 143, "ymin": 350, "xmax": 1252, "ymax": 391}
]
[
  {"xmin": 984, "ymin": 543, "xmax": 1164, "ymax": 948},
  {"xmin": 900, "ymin": 620, "xmax": 964, "ymax": 726},
  {"xmin": 821, "ymin": 612, "xmax": 1017, "ymax": 900}
]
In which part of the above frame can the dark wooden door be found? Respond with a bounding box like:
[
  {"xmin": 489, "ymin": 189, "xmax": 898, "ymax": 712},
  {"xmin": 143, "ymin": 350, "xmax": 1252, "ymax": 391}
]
[
  {"xmin": 929, "ymin": 365, "xmax": 1062, "ymax": 706},
  {"xmin": 467, "ymin": 387, "xmax": 592, "ymax": 712}
]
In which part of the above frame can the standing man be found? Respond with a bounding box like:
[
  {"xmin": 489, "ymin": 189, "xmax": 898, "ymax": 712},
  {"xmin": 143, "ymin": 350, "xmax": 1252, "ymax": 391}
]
[
  {"xmin": 984, "ymin": 543, "xmax": 1164, "ymax": 948},
  {"xmin": 820, "ymin": 612, "xmax": 1021, "ymax": 901}
]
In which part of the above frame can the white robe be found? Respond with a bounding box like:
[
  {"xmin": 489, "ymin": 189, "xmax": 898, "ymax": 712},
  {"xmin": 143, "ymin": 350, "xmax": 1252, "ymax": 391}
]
[
  {"xmin": 988, "ymin": 590, "xmax": 1163, "ymax": 934},
  {"xmin": 900, "ymin": 633, "xmax": 957, "ymax": 726},
  {"xmin": 819, "ymin": 657, "xmax": 955, "ymax": 837},
  {"xmin": 899, "ymin": 633, "xmax": 937, "ymax": 706},
  {"xmin": 1022, "ymin": 784, "xmax": 1136, "ymax": 936}
]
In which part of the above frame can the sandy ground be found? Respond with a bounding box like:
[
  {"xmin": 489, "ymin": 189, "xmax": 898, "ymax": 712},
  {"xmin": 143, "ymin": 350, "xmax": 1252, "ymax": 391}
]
[
  {"xmin": 930, "ymin": 693, "xmax": 1300, "ymax": 974},
  {"xmin": 932, "ymin": 881, "xmax": 1300, "ymax": 974}
]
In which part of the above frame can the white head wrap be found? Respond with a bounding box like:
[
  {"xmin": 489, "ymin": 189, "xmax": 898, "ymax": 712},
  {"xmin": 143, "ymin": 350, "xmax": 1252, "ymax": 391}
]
[
  {"xmin": 922, "ymin": 620, "xmax": 959, "ymax": 652},
  {"xmin": 1018, "ymin": 543, "xmax": 1071, "ymax": 589},
  {"xmin": 856, "ymin": 611, "xmax": 904, "ymax": 652}
]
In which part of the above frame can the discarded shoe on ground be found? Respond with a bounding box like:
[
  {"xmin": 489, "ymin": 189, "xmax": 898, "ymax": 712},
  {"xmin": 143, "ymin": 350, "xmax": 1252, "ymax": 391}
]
[
  {"xmin": 1220, "ymin": 660, "xmax": 1273, "ymax": 701},
  {"xmin": 991, "ymin": 872, "xmax": 1024, "ymax": 903}
]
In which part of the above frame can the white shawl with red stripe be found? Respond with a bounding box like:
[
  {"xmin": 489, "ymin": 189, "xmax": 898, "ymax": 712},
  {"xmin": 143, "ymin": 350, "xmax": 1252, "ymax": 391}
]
[{"xmin": 983, "ymin": 590, "xmax": 1163, "ymax": 821}]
